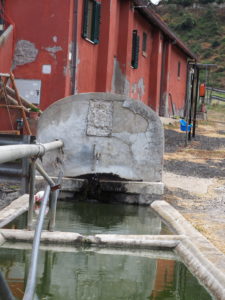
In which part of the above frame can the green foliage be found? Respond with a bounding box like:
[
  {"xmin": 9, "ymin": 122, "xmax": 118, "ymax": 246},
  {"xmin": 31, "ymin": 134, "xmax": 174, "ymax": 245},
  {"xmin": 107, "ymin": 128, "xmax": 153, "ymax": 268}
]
[
  {"xmin": 203, "ymin": 49, "xmax": 212, "ymax": 59},
  {"xmin": 30, "ymin": 106, "xmax": 40, "ymax": 112},
  {"xmin": 175, "ymin": 14, "xmax": 196, "ymax": 30},
  {"xmin": 157, "ymin": 2, "xmax": 225, "ymax": 87},
  {"xmin": 211, "ymin": 40, "xmax": 220, "ymax": 48}
]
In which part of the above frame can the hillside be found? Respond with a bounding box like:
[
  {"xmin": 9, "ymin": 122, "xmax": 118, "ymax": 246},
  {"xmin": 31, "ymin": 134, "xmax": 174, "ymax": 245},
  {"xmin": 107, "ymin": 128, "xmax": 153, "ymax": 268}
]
[{"xmin": 156, "ymin": 1, "xmax": 225, "ymax": 88}]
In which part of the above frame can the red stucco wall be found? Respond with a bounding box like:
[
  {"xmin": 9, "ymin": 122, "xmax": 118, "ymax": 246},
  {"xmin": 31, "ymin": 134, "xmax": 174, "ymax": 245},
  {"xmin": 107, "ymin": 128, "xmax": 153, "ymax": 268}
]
[
  {"xmin": 149, "ymin": 31, "xmax": 163, "ymax": 113},
  {"xmin": 5, "ymin": 0, "xmax": 74, "ymax": 110},
  {"xmin": 0, "ymin": 0, "xmax": 192, "ymax": 133},
  {"xmin": 75, "ymin": 0, "xmax": 101, "ymax": 94},
  {"xmin": 128, "ymin": 11, "xmax": 153, "ymax": 106},
  {"xmin": 0, "ymin": 24, "xmax": 17, "ymax": 132},
  {"xmin": 0, "ymin": 25, "xmax": 13, "ymax": 73},
  {"xmin": 168, "ymin": 45, "xmax": 188, "ymax": 114}
]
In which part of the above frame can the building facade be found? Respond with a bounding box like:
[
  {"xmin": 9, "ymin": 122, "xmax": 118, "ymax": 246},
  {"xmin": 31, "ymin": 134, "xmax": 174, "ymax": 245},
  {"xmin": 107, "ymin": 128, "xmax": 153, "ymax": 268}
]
[{"xmin": 0, "ymin": 0, "xmax": 196, "ymax": 132}]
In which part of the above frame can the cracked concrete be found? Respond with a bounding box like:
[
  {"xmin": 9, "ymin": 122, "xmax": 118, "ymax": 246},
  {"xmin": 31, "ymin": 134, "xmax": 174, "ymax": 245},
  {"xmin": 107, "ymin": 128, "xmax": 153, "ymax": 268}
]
[{"xmin": 13, "ymin": 40, "xmax": 38, "ymax": 67}]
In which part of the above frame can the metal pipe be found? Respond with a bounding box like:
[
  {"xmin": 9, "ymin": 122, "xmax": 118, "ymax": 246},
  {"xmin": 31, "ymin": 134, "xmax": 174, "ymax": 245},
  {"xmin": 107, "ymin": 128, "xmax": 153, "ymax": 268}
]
[
  {"xmin": 27, "ymin": 160, "xmax": 36, "ymax": 230},
  {"xmin": 35, "ymin": 162, "xmax": 55, "ymax": 187},
  {"xmin": 48, "ymin": 170, "xmax": 63, "ymax": 231},
  {"xmin": 23, "ymin": 185, "xmax": 51, "ymax": 300},
  {"xmin": 35, "ymin": 163, "xmax": 63, "ymax": 231},
  {"xmin": 0, "ymin": 140, "xmax": 63, "ymax": 164}
]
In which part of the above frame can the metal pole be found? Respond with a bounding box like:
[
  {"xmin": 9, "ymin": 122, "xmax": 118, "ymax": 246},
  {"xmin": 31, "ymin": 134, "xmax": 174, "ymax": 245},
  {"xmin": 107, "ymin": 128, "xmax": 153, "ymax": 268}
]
[
  {"xmin": 0, "ymin": 271, "xmax": 14, "ymax": 300},
  {"xmin": 27, "ymin": 160, "xmax": 36, "ymax": 230},
  {"xmin": 188, "ymin": 66, "xmax": 196, "ymax": 141},
  {"xmin": 48, "ymin": 170, "xmax": 63, "ymax": 232},
  {"xmin": 35, "ymin": 162, "xmax": 63, "ymax": 231},
  {"xmin": 23, "ymin": 185, "xmax": 51, "ymax": 300},
  {"xmin": 21, "ymin": 135, "xmax": 31, "ymax": 194},
  {"xmin": 185, "ymin": 65, "xmax": 192, "ymax": 146},
  {"xmin": 192, "ymin": 67, "xmax": 200, "ymax": 138},
  {"xmin": 0, "ymin": 140, "xmax": 63, "ymax": 164},
  {"xmin": 35, "ymin": 162, "xmax": 55, "ymax": 187}
]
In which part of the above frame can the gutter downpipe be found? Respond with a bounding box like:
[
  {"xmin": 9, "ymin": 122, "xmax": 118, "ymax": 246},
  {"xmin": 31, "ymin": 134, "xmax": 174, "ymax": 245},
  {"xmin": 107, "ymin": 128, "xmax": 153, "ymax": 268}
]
[{"xmin": 71, "ymin": 0, "xmax": 78, "ymax": 95}]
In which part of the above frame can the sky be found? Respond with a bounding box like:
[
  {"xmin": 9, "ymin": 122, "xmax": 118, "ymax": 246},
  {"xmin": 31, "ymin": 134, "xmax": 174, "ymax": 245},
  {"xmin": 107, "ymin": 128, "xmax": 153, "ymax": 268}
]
[{"xmin": 150, "ymin": 0, "xmax": 161, "ymax": 4}]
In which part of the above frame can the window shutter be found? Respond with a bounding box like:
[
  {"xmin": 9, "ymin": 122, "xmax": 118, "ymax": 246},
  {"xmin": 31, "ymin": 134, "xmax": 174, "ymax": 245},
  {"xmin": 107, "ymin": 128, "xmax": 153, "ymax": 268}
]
[
  {"xmin": 92, "ymin": 1, "xmax": 101, "ymax": 44},
  {"xmin": 82, "ymin": 0, "xmax": 89, "ymax": 38},
  {"xmin": 131, "ymin": 30, "xmax": 140, "ymax": 69}
]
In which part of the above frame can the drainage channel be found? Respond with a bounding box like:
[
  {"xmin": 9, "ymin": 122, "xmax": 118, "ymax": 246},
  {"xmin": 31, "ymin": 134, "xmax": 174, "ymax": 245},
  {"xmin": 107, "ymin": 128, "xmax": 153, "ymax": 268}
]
[{"xmin": 0, "ymin": 199, "xmax": 214, "ymax": 300}]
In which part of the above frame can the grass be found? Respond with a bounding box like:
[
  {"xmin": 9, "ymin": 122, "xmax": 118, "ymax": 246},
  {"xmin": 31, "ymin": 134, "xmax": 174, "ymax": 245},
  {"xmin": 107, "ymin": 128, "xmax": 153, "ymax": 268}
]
[
  {"xmin": 210, "ymin": 91, "xmax": 225, "ymax": 99},
  {"xmin": 207, "ymin": 102, "xmax": 225, "ymax": 112}
]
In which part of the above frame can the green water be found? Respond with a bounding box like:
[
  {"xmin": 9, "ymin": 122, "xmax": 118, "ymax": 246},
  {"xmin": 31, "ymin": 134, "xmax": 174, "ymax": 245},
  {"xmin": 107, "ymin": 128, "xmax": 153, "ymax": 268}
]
[
  {"xmin": 0, "ymin": 247, "xmax": 212, "ymax": 300},
  {"xmin": 9, "ymin": 201, "xmax": 170, "ymax": 235}
]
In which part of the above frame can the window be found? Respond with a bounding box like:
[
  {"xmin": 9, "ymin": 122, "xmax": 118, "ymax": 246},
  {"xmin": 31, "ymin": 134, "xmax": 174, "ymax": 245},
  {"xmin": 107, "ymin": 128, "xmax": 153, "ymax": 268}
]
[
  {"xmin": 142, "ymin": 32, "xmax": 147, "ymax": 53},
  {"xmin": 178, "ymin": 61, "xmax": 181, "ymax": 77},
  {"xmin": 82, "ymin": 0, "xmax": 101, "ymax": 44},
  {"xmin": 131, "ymin": 30, "xmax": 140, "ymax": 69}
]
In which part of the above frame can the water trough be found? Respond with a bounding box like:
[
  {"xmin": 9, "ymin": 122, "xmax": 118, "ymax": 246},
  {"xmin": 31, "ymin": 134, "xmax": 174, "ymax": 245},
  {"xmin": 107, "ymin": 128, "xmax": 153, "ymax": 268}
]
[{"xmin": 0, "ymin": 93, "xmax": 224, "ymax": 299}]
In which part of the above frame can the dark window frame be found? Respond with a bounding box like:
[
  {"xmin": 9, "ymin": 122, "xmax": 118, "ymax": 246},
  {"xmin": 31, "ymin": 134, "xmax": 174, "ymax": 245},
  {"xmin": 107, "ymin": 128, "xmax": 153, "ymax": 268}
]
[
  {"xmin": 142, "ymin": 32, "xmax": 147, "ymax": 53},
  {"xmin": 82, "ymin": 0, "xmax": 101, "ymax": 45},
  {"xmin": 131, "ymin": 30, "xmax": 140, "ymax": 69},
  {"xmin": 178, "ymin": 61, "xmax": 181, "ymax": 77}
]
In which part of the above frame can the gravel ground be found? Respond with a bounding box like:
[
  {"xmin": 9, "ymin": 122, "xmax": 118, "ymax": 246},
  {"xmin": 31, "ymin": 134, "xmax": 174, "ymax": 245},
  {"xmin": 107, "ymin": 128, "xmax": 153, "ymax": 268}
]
[
  {"xmin": 0, "ymin": 183, "xmax": 20, "ymax": 210},
  {"xmin": 163, "ymin": 109, "xmax": 225, "ymax": 253}
]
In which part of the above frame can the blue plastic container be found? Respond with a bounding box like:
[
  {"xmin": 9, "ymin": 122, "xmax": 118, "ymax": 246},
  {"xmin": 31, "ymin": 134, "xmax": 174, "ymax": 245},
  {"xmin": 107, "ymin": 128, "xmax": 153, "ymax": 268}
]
[{"xmin": 180, "ymin": 119, "xmax": 192, "ymax": 132}]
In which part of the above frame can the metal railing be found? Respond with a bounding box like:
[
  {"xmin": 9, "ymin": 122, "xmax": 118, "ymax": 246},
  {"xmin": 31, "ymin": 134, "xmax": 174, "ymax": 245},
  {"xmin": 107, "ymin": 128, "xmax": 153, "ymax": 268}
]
[
  {"xmin": 206, "ymin": 87, "xmax": 225, "ymax": 103},
  {"xmin": 23, "ymin": 185, "xmax": 51, "ymax": 300},
  {"xmin": 0, "ymin": 134, "xmax": 33, "ymax": 194},
  {"xmin": 0, "ymin": 139, "xmax": 64, "ymax": 300}
]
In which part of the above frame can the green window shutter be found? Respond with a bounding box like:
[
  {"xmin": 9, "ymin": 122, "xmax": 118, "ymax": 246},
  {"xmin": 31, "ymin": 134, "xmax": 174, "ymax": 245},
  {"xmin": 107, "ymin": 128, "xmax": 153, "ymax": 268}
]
[
  {"xmin": 82, "ymin": 0, "xmax": 89, "ymax": 38},
  {"xmin": 92, "ymin": 1, "xmax": 101, "ymax": 44},
  {"xmin": 131, "ymin": 30, "xmax": 140, "ymax": 69}
]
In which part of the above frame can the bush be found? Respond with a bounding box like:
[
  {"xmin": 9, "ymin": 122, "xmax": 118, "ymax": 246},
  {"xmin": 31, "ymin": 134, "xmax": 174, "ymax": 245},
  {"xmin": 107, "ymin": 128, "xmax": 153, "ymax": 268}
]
[
  {"xmin": 175, "ymin": 15, "xmax": 196, "ymax": 31},
  {"xmin": 212, "ymin": 40, "xmax": 220, "ymax": 48},
  {"xmin": 203, "ymin": 49, "xmax": 212, "ymax": 59}
]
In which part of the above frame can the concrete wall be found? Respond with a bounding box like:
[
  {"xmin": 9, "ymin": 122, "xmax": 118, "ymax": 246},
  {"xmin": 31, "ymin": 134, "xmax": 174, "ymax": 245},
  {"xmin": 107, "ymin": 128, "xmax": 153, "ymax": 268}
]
[{"xmin": 37, "ymin": 93, "xmax": 164, "ymax": 183}]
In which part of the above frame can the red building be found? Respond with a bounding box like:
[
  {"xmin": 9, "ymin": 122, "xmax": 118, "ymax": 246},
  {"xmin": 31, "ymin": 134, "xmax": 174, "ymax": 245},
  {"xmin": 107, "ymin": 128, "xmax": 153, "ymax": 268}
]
[{"xmin": 0, "ymin": 0, "xmax": 196, "ymax": 133}]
